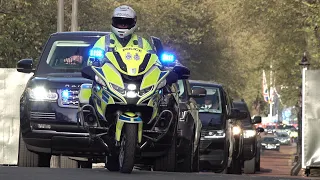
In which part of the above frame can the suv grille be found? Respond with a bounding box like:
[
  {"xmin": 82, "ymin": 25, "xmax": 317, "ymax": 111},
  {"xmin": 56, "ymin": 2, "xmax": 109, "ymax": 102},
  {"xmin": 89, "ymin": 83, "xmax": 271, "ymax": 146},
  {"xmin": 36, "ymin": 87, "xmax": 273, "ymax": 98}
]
[{"xmin": 57, "ymin": 89, "xmax": 79, "ymax": 108}]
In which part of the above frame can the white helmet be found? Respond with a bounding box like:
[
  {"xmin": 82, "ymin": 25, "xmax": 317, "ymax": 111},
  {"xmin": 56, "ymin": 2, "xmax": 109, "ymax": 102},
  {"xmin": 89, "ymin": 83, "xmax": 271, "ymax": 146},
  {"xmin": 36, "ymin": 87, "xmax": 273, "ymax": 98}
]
[{"xmin": 111, "ymin": 5, "xmax": 137, "ymax": 38}]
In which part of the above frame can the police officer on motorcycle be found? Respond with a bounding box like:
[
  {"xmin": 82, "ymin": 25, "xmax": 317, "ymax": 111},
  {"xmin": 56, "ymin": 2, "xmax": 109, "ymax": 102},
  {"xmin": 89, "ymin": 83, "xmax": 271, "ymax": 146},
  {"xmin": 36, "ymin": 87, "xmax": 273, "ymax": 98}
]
[{"xmin": 64, "ymin": 5, "xmax": 154, "ymax": 65}]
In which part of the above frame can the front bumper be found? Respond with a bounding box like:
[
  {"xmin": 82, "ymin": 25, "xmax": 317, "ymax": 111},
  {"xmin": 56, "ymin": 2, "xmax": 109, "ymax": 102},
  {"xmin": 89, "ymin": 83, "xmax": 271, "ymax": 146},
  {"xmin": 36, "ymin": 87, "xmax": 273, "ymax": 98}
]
[
  {"xmin": 261, "ymin": 144, "xmax": 280, "ymax": 150},
  {"xmin": 23, "ymin": 125, "xmax": 107, "ymax": 157},
  {"xmin": 199, "ymin": 135, "xmax": 227, "ymax": 170},
  {"xmin": 21, "ymin": 98, "xmax": 107, "ymax": 157}
]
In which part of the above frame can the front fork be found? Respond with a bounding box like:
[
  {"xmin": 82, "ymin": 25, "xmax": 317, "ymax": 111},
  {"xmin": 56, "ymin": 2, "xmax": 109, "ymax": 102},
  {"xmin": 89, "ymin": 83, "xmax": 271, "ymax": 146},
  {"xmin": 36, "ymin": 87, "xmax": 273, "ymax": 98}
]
[{"xmin": 115, "ymin": 112, "xmax": 143, "ymax": 143}]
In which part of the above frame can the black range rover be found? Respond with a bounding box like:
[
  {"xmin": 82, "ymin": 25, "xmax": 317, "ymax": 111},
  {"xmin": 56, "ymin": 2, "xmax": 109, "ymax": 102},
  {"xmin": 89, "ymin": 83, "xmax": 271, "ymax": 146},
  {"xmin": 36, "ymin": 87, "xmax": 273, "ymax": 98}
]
[{"xmin": 17, "ymin": 31, "xmax": 111, "ymax": 168}]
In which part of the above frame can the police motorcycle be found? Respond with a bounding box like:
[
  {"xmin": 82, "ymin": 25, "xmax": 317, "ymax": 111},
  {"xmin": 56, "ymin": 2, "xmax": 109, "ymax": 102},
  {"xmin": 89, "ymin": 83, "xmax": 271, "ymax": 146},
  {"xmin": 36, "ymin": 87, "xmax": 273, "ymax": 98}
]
[{"xmin": 77, "ymin": 40, "xmax": 190, "ymax": 173}]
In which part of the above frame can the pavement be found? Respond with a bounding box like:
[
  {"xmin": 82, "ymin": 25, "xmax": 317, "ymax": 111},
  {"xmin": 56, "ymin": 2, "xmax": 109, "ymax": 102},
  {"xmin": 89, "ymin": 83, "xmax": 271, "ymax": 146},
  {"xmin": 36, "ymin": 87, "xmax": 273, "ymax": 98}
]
[
  {"xmin": 0, "ymin": 166, "xmax": 310, "ymax": 180},
  {"xmin": 1, "ymin": 134, "xmax": 320, "ymax": 180}
]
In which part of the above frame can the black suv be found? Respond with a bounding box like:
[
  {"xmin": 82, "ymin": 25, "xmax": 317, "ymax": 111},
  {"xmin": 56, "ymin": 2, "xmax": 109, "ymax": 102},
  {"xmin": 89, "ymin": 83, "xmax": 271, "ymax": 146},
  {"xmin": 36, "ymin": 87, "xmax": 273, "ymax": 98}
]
[
  {"xmin": 189, "ymin": 80, "xmax": 246, "ymax": 174},
  {"xmin": 17, "ymin": 32, "xmax": 113, "ymax": 168},
  {"xmin": 232, "ymin": 99, "xmax": 264, "ymax": 174}
]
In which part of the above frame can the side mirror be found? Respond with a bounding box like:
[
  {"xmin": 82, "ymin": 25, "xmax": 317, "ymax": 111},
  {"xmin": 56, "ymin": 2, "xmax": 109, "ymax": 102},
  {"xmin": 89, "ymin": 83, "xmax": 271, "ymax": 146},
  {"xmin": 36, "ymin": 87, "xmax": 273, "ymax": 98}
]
[
  {"xmin": 150, "ymin": 36, "xmax": 164, "ymax": 57},
  {"xmin": 81, "ymin": 66, "xmax": 96, "ymax": 80},
  {"xmin": 173, "ymin": 65, "xmax": 190, "ymax": 80},
  {"xmin": 252, "ymin": 116, "xmax": 262, "ymax": 124},
  {"xmin": 257, "ymin": 127, "xmax": 264, "ymax": 133},
  {"xmin": 190, "ymin": 87, "xmax": 206, "ymax": 98},
  {"xmin": 17, "ymin": 59, "xmax": 34, "ymax": 73}
]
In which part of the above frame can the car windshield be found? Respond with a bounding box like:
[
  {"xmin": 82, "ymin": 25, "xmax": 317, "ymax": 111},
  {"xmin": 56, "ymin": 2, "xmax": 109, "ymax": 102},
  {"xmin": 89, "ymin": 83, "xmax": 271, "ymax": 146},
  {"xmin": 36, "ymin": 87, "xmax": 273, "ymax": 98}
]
[
  {"xmin": 233, "ymin": 102, "xmax": 251, "ymax": 125},
  {"xmin": 263, "ymin": 137, "xmax": 278, "ymax": 143},
  {"xmin": 35, "ymin": 35, "xmax": 102, "ymax": 75},
  {"xmin": 192, "ymin": 86, "xmax": 222, "ymax": 114},
  {"xmin": 277, "ymin": 133, "xmax": 289, "ymax": 137}
]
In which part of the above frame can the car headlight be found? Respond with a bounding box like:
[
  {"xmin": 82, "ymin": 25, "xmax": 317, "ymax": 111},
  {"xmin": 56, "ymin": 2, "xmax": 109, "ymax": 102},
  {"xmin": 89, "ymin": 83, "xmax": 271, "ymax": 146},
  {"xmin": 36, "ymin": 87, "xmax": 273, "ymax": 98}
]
[
  {"xmin": 276, "ymin": 143, "xmax": 280, "ymax": 146},
  {"xmin": 28, "ymin": 87, "xmax": 58, "ymax": 101},
  {"xmin": 261, "ymin": 143, "xmax": 266, "ymax": 146},
  {"xmin": 95, "ymin": 75, "xmax": 106, "ymax": 86},
  {"xmin": 203, "ymin": 130, "xmax": 225, "ymax": 139},
  {"xmin": 244, "ymin": 130, "xmax": 256, "ymax": 138},
  {"xmin": 233, "ymin": 126, "xmax": 241, "ymax": 135}
]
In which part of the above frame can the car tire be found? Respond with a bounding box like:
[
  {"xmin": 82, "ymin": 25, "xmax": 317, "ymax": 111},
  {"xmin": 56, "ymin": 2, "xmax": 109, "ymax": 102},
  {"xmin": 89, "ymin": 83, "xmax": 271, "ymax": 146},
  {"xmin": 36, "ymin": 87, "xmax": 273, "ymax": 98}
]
[
  {"xmin": 105, "ymin": 155, "xmax": 120, "ymax": 172},
  {"xmin": 178, "ymin": 129, "xmax": 197, "ymax": 173},
  {"xmin": 18, "ymin": 133, "xmax": 51, "ymax": 167},
  {"xmin": 228, "ymin": 157, "xmax": 242, "ymax": 174},
  {"xmin": 244, "ymin": 157, "xmax": 256, "ymax": 174},
  {"xmin": 255, "ymin": 149, "xmax": 261, "ymax": 171},
  {"xmin": 192, "ymin": 139, "xmax": 200, "ymax": 172},
  {"xmin": 154, "ymin": 127, "xmax": 177, "ymax": 172}
]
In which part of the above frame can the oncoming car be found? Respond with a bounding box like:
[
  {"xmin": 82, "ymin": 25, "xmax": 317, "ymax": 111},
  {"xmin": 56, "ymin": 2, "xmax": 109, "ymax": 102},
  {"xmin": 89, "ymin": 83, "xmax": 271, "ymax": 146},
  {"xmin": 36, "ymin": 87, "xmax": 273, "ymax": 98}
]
[
  {"xmin": 261, "ymin": 137, "xmax": 280, "ymax": 151},
  {"xmin": 189, "ymin": 80, "xmax": 246, "ymax": 174}
]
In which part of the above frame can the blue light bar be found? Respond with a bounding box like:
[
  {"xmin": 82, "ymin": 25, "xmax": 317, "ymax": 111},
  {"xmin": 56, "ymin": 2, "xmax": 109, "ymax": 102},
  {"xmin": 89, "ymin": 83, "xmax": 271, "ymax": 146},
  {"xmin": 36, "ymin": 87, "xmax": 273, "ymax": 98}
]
[
  {"xmin": 160, "ymin": 53, "xmax": 176, "ymax": 63},
  {"xmin": 62, "ymin": 90, "xmax": 69, "ymax": 99},
  {"xmin": 89, "ymin": 48, "xmax": 105, "ymax": 59}
]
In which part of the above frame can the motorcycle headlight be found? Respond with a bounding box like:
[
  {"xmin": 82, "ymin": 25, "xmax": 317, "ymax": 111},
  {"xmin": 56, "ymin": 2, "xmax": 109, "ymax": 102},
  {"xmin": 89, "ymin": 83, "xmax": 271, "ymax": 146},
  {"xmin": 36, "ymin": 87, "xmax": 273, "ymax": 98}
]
[
  {"xmin": 232, "ymin": 126, "xmax": 241, "ymax": 135},
  {"xmin": 110, "ymin": 83, "xmax": 125, "ymax": 95},
  {"xmin": 244, "ymin": 130, "xmax": 256, "ymax": 138},
  {"xmin": 95, "ymin": 75, "xmax": 106, "ymax": 86},
  {"xmin": 139, "ymin": 86, "xmax": 154, "ymax": 96},
  {"xmin": 28, "ymin": 87, "xmax": 58, "ymax": 101}
]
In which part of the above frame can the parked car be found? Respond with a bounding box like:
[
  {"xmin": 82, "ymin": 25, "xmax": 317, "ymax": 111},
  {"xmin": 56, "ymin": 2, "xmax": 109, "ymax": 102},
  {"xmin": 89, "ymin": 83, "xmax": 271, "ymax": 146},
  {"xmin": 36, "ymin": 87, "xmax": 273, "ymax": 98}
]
[
  {"xmin": 261, "ymin": 137, "xmax": 280, "ymax": 151},
  {"xmin": 232, "ymin": 99, "xmax": 264, "ymax": 174},
  {"xmin": 275, "ymin": 132, "xmax": 291, "ymax": 145},
  {"xmin": 175, "ymin": 79, "xmax": 205, "ymax": 172},
  {"xmin": 189, "ymin": 80, "xmax": 246, "ymax": 174}
]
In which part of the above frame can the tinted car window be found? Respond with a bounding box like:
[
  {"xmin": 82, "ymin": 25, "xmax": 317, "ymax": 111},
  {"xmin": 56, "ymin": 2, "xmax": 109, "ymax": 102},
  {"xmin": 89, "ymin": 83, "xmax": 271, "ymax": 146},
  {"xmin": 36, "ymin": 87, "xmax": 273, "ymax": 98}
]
[
  {"xmin": 192, "ymin": 86, "xmax": 222, "ymax": 114},
  {"xmin": 233, "ymin": 102, "xmax": 251, "ymax": 125},
  {"xmin": 36, "ymin": 36, "xmax": 101, "ymax": 75},
  {"xmin": 263, "ymin": 137, "xmax": 278, "ymax": 143}
]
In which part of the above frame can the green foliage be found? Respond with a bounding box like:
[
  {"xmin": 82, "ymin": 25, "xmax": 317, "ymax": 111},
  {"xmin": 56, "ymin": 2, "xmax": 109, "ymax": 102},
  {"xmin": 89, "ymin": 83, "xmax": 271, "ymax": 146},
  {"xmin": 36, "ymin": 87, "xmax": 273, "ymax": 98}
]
[{"xmin": 0, "ymin": 0, "xmax": 319, "ymax": 114}]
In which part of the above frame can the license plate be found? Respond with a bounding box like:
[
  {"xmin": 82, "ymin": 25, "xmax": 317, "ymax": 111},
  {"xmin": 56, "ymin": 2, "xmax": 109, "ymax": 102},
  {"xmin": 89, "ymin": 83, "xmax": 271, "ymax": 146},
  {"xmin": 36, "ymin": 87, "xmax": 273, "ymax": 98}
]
[{"xmin": 267, "ymin": 145, "xmax": 275, "ymax": 148}]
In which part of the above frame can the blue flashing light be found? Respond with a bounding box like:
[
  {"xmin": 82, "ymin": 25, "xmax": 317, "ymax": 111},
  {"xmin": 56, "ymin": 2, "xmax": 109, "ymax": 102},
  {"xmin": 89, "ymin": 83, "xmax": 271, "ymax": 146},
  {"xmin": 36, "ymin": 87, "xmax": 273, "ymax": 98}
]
[
  {"xmin": 62, "ymin": 90, "xmax": 69, "ymax": 99},
  {"xmin": 160, "ymin": 53, "xmax": 176, "ymax": 63},
  {"xmin": 89, "ymin": 48, "xmax": 105, "ymax": 59}
]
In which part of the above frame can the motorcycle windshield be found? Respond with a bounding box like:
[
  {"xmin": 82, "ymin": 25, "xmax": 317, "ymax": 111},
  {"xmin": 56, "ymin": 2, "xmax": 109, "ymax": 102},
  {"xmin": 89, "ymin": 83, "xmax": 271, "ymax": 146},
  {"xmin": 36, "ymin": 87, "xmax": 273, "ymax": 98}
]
[{"xmin": 105, "ymin": 47, "xmax": 160, "ymax": 76}]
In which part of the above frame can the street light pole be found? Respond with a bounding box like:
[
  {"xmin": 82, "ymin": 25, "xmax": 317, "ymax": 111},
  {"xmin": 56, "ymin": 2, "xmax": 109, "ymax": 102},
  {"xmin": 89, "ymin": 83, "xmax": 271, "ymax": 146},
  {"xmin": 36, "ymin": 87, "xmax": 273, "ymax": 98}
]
[
  {"xmin": 71, "ymin": 0, "xmax": 78, "ymax": 31},
  {"xmin": 299, "ymin": 52, "xmax": 310, "ymax": 166},
  {"xmin": 291, "ymin": 52, "xmax": 310, "ymax": 176},
  {"xmin": 57, "ymin": 0, "xmax": 64, "ymax": 32}
]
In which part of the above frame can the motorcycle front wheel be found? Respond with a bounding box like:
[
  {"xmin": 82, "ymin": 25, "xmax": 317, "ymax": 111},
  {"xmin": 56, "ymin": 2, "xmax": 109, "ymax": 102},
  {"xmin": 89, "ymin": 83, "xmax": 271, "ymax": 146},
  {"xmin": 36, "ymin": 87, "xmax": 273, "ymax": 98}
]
[{"xmin": 119, "ymin": 123, "xmax": 138, "ymax": 173}]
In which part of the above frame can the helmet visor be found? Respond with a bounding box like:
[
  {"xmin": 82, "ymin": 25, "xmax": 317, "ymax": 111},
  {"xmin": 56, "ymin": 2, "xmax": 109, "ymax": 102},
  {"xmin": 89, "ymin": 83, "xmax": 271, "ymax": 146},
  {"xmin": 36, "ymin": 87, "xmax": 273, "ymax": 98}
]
[{"xmin": 112, "ymin": 17, "xmax": 136, "ymax": 29}]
